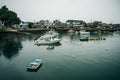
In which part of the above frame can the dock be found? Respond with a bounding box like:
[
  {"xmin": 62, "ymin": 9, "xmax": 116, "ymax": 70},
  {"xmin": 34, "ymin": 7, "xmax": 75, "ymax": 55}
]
[{"xmin": 88, "ymin": 37, "xmax": 106, "ymax": 40}]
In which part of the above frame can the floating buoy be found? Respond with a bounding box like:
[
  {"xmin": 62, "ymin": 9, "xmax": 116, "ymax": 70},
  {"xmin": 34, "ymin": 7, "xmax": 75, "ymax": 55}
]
[
  {"xmin": 105, "ymin": 48, "xmax": 109, "ymax": 50},
  {"xmin": 72, "ymin": 55, "xmax": 75, "ymax": 58}
]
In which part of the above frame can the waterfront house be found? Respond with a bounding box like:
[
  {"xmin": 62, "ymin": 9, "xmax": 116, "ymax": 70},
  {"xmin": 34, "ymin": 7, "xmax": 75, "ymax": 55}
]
[
  {"xmin": 66, "ymin": 20, "xmax": 86, "ymax": 28},
  {"xmin": 44, "ymin": 20, "xmax": 51, "ymax": 28},
  {"xmin": 101, "ymin": 23, "xmax": 111, "ymax": 29},
  {"xmin": 34, "ymin": 20, "xmax": 52, "ymax": 28},
  {"xmin": 112, "ymin": 24, "xmax": 120, "ymax": 30},
  {"xmin": 33, "ymin": 20, "xmax": 44, "ymax": 28},
  {"xmin": 39, "ymin": 20, "xmax": 45, "ymax": 27},
  {"xmin": 33, "ymin": 22, "xmax": 40, "ymax": 28},
  {"xmin": 53, "ymin": 20, "xmax": 63, "ymax": 28},
  {"xmin": 19, "ymin": 22, "xmax": 29, "ymax": 29}
]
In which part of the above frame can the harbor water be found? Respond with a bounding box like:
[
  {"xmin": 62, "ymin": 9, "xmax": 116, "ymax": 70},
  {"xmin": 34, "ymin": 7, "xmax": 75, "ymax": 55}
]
[{"xmin": 0, "ymin": 32, "xmax": 120, "ymax": 80}]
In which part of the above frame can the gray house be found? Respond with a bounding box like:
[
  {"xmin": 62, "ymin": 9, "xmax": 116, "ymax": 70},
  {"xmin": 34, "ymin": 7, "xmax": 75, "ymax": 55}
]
[
  {"xmin": 53, "ymin": 20, "xmax": 63, "ymax": 28},
  {"xmin": 33, "ymin": 20, "xmax": 52, "ymax": 28}
]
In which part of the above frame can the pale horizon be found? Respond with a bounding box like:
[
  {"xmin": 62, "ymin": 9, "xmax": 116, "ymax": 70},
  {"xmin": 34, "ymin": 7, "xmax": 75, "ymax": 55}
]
[{"xmin": 0, "ymin": 0, "xmax": 120, "ymax": 24}]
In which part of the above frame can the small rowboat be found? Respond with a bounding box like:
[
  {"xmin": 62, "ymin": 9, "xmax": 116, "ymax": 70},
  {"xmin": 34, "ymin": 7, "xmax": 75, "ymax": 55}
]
[{"xmin": 26, "ymin": 58, "xmax": 42, "ymax": 70}]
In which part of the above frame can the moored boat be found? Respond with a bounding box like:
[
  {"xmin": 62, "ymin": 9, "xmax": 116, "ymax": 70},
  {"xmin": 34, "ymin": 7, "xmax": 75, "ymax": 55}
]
[
  {"xmin": 26, "ymin": 58, "xmax": 42, "ymax": 70},
  {"xmin": 79, "ymin": 30, "xmax": 90, "ymax": 35},
  {"xmin": 79, "ymin": 37, "xmax": 106, "ymax": 41},
  {"xmin": 35, "ymin": 35, "xmax": 61, "ymax": 45},
  {"xmin": 79, "ymin": 37, "xmax": 89, "ymax": 41},
  {"xmin": 67, "ymin": 29, "xmax": 75, "ymax": 33}
]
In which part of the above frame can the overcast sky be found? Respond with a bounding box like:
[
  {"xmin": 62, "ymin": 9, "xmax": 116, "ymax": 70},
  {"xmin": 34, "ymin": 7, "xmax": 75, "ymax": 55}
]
[{"xmin": 0, "ymin": 0, "xmax": 120, "ymax": 23}]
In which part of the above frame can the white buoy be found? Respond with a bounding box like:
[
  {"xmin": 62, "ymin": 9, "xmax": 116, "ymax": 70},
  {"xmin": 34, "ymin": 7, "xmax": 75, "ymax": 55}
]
[
  {"xmin": 72, "ymin": 55, "xmax": 75, "ymax": 58},
  {"xmin": 105, "ymin": 48, "xmax": 109, "ymax": 50}
]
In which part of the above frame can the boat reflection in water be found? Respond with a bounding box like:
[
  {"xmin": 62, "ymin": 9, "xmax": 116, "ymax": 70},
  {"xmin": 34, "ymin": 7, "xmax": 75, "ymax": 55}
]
[
  {"xmin": 35, "ymin": 42, "xmax": 61, "ymax": 50},
  {"xmin": 27, "ymin": 63, "xmax": 43, "ymax": 72},
  {"xmin": 79, "ymin": 33, "xmax": 106, "ymax": 41}
]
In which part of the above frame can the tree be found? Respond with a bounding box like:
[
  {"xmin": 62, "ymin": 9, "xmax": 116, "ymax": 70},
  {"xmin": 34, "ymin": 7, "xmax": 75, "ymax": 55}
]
[
  {"xmin": 28, "ymin": 22, "xmax": 33, "ymax": 28},
  {"xmin": 0, "ymin": 5, "xmax": 21, "ymax": 27},
  {"xmin": 93, "ymin": 21, "xmax": 102, "ymax": 28}
]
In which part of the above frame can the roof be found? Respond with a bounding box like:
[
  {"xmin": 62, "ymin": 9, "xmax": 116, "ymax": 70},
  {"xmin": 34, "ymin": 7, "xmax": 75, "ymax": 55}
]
[{"xmin": 66, "ymin": 20, "xmax": 84, "ymax": 23}]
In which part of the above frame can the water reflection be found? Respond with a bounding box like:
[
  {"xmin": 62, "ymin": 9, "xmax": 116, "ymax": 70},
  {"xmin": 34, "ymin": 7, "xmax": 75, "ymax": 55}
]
[
  {"xmin": 27, "ymin": 63, "xmax": 43, "ymax": 72},
  {"xmin": 0, "ymin": 50, "xmax": 1, "ymax": 56},
  {"xmin": 0, "ymin": 34, "xmax": 38, "ymax": 59},
  {"xmin": 35, "ymin": 42, "xmax": 61, "ymax": 50},
  {"xmin": 3, "ymin": 41, "xmax": 22, "ymax": 59},
  {"xmin": 0, "ymin": 32, "xmax": 120, "ymax": 80},
  {"xmin": 0, "ymin": 37, "xmax": 23, "ymax": 59},
  {"xmin": 68, "ymin": 33, "xmax": 80, "ymax": 41},
  {"xmin": 66, "ymin": 32, "xmax": 114, "ymax": 43},
  {"xmin": 0, "ymin": 32, "xmax": 115, "ymax": 59}
]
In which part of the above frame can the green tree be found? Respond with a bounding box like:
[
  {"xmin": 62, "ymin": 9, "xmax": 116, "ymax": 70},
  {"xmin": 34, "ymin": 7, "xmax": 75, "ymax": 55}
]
[
  {"xmin": 28, "ymin": 22, "xmax": 33, "ymax": 28},
  {"xmin": 93, "ymin": 21, "xmax": 102, "ymax": 28},
  {"xmin": 0, "ymin": 5, "xmax": 21, "ymax": 27}
]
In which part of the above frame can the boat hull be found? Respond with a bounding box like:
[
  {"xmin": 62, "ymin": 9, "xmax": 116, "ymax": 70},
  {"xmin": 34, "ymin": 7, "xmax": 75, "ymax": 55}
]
[
  {"xmin": 80, "ymin": 31, "xmax": 90, "ymax": 35},
  {"xmin": 79, "ymin": 38, "xmax": 88, "ymax": 41},
  {"xmin": 35, "ymin": 39, "xmax": 61, "ymax": 45}
]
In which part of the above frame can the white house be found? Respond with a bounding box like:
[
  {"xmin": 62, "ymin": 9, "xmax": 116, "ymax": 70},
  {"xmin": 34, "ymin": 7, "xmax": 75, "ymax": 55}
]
[
  {"xmin": 66, "ymin": 20, "xmax": 86, "ymax": 28},
  {"xmin": 44, "ymin": 20, "xmax": 52, "ymax": 28},
  {"xmin": 19, "ymin": 22, "xmax": 29, "ymax": 29}
]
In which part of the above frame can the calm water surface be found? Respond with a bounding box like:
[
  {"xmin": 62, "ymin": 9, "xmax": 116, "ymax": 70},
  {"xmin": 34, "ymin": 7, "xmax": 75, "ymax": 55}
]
[{"xmin": 0, "ymin": 32, "xmax": 120, "ymax": 80}]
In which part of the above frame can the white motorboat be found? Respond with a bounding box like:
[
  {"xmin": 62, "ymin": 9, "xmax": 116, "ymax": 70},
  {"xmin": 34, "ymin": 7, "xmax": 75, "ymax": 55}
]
[
  {"xmin": 79, "ymin": 36, "xmax": 89, "ymax": 41},
  {"xmin": 35, "ymin": 30, "xmax": 61, "ymax": 45},
  {"xmin": 80, "ymin": 30, "xmax": 90, "ymax": 35},
  {"xmin": 35, "ymin": 35, "xmax": 61, "ymax": 45}
]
